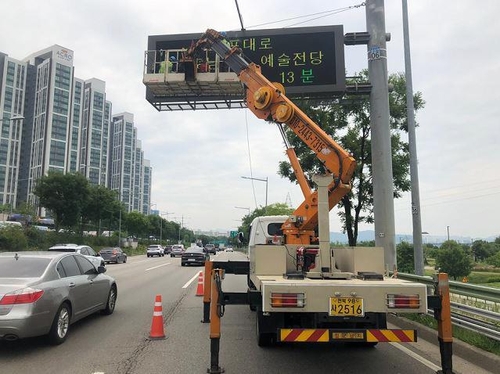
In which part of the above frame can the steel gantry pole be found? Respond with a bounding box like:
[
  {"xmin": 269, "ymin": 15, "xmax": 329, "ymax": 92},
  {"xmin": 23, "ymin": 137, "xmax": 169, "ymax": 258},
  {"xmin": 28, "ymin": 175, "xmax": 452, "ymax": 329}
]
[
  {"xmin": 366, "ymin": 0, "xmax": 397, "ymax": 271},
  {"xmin": 402, "ymin": 0, "xmax": 424, "ymax": 275}
]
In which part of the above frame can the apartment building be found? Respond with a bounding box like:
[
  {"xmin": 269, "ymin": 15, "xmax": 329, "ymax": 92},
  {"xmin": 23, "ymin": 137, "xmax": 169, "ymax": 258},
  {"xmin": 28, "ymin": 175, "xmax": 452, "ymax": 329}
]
[{"xmin": 0, "ymin": 46, "xmax": 151, "ymax": 214}]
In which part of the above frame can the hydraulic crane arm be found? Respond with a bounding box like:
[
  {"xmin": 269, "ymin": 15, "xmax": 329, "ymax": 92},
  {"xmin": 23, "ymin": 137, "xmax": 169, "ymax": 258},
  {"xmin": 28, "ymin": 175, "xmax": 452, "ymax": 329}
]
[{"xmin": 184, "ymin": 29, "xmax": 356, "ymax": 244}]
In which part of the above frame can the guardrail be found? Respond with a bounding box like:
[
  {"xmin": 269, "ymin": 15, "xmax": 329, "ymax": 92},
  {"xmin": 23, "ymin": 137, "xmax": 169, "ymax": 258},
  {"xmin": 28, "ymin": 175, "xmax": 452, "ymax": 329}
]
[{"xmin": 397, "ymin": 273, "xmax": 500, "ymax": 341}]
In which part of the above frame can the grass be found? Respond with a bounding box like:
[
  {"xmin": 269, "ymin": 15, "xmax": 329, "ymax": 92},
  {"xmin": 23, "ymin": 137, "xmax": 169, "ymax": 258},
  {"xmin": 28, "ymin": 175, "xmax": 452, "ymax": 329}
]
[
  {"xmin": 467, "ymin": 271, "xmax": 500, "ymax": 286},
  {"xmin": 403, "ymin": 313, "xmax": 500, "ymax": 356}
]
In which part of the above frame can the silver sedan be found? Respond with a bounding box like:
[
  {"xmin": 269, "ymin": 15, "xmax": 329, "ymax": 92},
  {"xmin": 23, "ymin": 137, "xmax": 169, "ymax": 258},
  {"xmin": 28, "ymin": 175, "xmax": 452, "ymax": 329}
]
[{"xmin": 0, "ymin": 251, "xmax": 117, "ymax": 345}]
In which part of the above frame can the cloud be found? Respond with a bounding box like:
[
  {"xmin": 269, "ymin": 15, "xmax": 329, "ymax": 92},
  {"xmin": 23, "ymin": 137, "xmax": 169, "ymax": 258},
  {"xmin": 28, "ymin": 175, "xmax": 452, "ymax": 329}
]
[{"xmin": 1, "ymin": 0, "xmax": 499, "ymax": 238}]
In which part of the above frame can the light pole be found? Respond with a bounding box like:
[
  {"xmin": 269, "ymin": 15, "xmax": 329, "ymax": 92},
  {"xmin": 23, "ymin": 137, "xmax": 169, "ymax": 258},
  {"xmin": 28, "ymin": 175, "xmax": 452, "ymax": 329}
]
[
  {"xmin": 158, "ymin": 211, "xmax": 174, "ymax": 245},
  {"xmin": 241, "ymin": 176, "xmax": 268, "ymax": 207},
  {"xmin": 235, "ymin": 206, "xmax": 250, "ymax": 215},
  {"xmin": 422, "ymin": 231, "xmax": 429, "ymax": 245}
]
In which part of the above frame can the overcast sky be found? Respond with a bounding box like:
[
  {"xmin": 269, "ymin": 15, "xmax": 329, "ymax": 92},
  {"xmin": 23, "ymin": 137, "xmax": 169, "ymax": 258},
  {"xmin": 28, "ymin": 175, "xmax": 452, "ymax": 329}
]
[{"xmin": 1, "ymin": 0, "xmax": 499, "ymax": 240}]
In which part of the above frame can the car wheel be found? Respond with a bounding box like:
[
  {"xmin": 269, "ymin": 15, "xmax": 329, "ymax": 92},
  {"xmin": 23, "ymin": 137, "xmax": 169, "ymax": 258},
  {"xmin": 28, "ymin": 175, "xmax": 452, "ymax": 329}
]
[
  {"xmin": 181, "ymin": 262, "xmax": 185, "ymax": 266},
  {"xmin": 124, "ymin": 257, "xmax": 127, "ymax": 263},
  {"xmin": 101, "ymin": 285, "xmax": 117, "ymax": 315},
  {"xmin": 48, "ymin": 302, "xmax": 71, "ymax": 345}
]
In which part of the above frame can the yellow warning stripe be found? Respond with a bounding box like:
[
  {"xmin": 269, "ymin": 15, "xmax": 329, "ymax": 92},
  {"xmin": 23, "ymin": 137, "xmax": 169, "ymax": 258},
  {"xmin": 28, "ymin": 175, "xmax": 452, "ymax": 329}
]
[
  {"xmin": 280, "ymin": 329, "xmax": 329, "ymax": 342},
  {"xmin": 366, "ymin": 329, "xmax": 416, "ymax": 342}
]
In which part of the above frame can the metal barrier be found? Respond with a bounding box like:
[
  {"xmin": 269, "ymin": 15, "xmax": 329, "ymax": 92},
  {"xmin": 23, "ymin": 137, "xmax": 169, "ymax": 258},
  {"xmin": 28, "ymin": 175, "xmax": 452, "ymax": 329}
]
[{"xmin": 398, "ymin": 273, "xmax": 500, "ymax": 341}]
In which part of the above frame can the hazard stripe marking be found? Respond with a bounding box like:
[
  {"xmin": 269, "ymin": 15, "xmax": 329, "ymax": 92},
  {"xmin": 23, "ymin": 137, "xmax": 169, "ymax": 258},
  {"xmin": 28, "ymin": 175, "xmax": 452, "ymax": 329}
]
[
  {"xmin": 393, "ymin": 329, "xmax": 415, "ymax": 342},
  {"xmin": 367, "ymin": 330, "xmax": 415, "ymax": 342},
  {"xmin": 308, "ymin": 329, "xmax": 328, "ymax": 342},
  {"xmin": 280, "ymin": 329, "xmax": 329, "ymax": 342}
]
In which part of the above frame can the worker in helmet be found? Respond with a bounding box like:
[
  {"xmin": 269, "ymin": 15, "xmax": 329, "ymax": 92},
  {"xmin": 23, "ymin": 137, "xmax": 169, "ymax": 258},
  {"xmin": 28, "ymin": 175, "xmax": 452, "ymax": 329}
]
[
  {"xmin": 219, "ymin": 32, "xmax": 231, "ymax": 72},
  {"xmin": 168, "ymin": 55, "xmax": 176, "ymax": 73}
]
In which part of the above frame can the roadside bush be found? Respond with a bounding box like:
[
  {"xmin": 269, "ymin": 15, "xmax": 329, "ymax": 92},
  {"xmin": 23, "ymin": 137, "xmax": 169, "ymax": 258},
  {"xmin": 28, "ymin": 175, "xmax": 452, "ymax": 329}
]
[
  {"xmin": 435, "ymin": 240, "xmax": 473, "ymax": 280},
  {"xmin": 0, "ymin": 227, "xmax": 28, "ymax": 251},
  {"xmin": 486, "ymin": 251, "xmax": 500, "ymax": 267}
]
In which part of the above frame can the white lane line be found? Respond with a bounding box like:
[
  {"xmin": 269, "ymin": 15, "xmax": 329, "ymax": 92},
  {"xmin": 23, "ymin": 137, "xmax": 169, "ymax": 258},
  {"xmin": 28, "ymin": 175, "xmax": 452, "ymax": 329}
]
[
  {"xmin": 145, "ymin": 263, "xmax": 171, "ymax": 271},
  {"xmin": 182, "ymin": 272, "xmax": 201, "ymax": 289},
  {"xmin": 389, "ymin": 342, "xmax": 441, "ymax": 372}
]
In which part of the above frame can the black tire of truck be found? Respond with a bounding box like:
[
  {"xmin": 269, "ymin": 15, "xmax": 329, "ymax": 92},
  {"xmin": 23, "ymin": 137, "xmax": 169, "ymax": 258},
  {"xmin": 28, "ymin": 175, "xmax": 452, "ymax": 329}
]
[{"xmin": 256, "ymin": 310, "xmax": 275, "ymax": 347}]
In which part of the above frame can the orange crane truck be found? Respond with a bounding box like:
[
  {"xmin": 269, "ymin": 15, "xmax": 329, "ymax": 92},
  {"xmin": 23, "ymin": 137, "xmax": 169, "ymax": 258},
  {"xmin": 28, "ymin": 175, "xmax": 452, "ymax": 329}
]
[{"xmin": 181, "ymin": 29, "xmax": 428, "ymax": 347}]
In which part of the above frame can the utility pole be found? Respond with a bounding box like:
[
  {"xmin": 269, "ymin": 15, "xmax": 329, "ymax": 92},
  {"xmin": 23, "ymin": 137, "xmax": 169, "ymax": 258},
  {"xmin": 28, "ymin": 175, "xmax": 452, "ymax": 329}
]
[
  {"xmin": 366, "ymin": 0, "xmax": 397, "ymax": 271},
  {"xmin": 402, "ymin": 0, "xmax": 424, "ymax": 275}
]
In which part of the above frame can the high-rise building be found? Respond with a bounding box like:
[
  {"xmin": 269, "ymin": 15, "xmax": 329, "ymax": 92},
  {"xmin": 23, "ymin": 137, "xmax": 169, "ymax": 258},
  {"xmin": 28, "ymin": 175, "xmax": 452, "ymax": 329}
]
[
  {"xmin": 0, "ymin": 53, "xmax": 27, "ymax": 210},
  {"xmin": 142, "ymin": 159, "xmax": 152, "ymax": 215},
  {"xmin": 111, "ymin": 112, "xmax": 150, "ymax": 213},
  {"xmin": 0, "ymin": 45, "xmax": 152, "ymax": 215},
  {"xmin": 80, "ymin": 78, "xmax": 111, "ymax": 186},
  {"xmin": 23, "ymin": 45, "xmax": 77, "ymax": 210}
]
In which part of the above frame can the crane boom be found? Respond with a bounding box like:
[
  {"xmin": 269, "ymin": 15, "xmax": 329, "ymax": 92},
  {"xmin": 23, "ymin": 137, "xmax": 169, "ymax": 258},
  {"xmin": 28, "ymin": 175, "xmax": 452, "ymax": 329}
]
[{"xmin": 183, "ymin": 29, "xmax": 356, "ymax": 244}]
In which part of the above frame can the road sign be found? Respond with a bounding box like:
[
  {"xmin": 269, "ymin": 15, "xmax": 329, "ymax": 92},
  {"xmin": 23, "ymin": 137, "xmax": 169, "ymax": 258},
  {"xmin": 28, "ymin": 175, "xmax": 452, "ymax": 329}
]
[{"xmin": 146, "ymin": 25, "xmax": 346, "ymax": 110}]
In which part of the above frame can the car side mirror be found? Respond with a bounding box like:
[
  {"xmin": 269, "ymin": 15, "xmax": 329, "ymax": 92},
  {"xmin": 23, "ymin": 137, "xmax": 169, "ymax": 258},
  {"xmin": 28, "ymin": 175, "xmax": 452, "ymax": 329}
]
[{"xmin": 97, "ymin": 265, "xmax": 107, "ymax": 273}]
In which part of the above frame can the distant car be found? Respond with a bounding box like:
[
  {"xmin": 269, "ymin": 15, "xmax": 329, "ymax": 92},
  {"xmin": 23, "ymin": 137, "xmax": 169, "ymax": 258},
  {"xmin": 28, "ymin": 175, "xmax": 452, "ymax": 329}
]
[
  {"xmin": 204, "ymin": 243, "xmax": 216, "ymax": 255},
  {"xmin": 225, "ymin": 247, "xmax": 234, "ymax": 252},
  {"xmin": 99, "ymin": 247, "xmax": 127, "ymax": 264},
  {"xmin": 181, "ymin": 246, "xmax": 209, "ymax": 266},
  {"xmin": 170, "ymin": 244, "xmax": 185, "ymax": 257},
  {"xmin": 48, "ymin": 244, "xmax": 105, "ymax": 268},
  {"xmin": 164, "ymin": 245, "xmax": 172, "ymax": 255},
  {"xmin": 0, "ymin": 251, "xmax": 117, "ymax": 345},
  {"xmin": 147, "ymin": 245, "xmax": 164, "ymax": 257}
]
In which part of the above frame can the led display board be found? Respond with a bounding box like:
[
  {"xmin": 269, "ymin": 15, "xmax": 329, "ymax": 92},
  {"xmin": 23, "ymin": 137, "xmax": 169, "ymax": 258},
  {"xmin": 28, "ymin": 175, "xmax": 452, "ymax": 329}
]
[{"xmin": 145, "ymin": 25, "xmax": 345, "ymax": 110}]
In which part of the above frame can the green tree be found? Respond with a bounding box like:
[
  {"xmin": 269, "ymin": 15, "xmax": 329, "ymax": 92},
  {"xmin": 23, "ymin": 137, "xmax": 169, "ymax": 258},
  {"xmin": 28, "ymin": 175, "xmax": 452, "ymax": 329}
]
[
  {"xmin": 33, "ymin": 172, "xmax": 90, "ymax": 232},
  {"xmin": 486, "ymin": 251, "xmax": 500, "ymax": 267},
  {"xmin": 396, "ymin": 241, "xmax": 415, "ymax": 273},
  {"xmin": 237, "ymin": 203, "xmax": 294, "ymax": 241},
  {"xmin": 125, "ymin": 211, "xmax": 149, "ymax": 238},
  {"xmin": 471, "ymin": 240, "xmax": 497, "ymax": 262},
  {"xmin": 82, "ymin": 185, "xmax": 119, "ymax": 235},
  {"xmin": 435, "ymin": 240, "xmax": 474, "ymax": 280},
  {"xmin": 278, "ymin": 71, "xmax": 424, "ymax": 246}
]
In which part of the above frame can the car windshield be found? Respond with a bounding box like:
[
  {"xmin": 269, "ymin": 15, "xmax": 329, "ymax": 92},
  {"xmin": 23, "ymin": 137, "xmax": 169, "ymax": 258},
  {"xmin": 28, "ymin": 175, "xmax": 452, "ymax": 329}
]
[
  {"xmin": 48, "ymin": 247, "xmax": 76, "ymax": 252},
  {"xmin": 185, "ymin": 247, "xmax": 204, "ymax": 254},
  {"xmin": 0, "ymin": 256, "xmax": 51, "ymax": 277}
]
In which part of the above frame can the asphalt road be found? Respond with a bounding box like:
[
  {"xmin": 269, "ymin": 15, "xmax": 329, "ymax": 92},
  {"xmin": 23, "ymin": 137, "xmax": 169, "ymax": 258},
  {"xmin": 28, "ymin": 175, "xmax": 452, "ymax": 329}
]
[{"xmin": 0, "ymin": 251, "xmax": 497, "ymax": 374}]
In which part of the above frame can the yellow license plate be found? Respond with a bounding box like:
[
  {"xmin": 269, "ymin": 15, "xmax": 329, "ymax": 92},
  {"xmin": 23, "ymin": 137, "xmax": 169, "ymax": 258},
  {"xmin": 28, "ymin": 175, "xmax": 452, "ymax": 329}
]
[
  {"xmin": 332, "ymin": 332, "xmax": 365, "ymax": 340},
  {"xmin": 329, "ymin": 297, "xmax": 364, "ymax": 317}
]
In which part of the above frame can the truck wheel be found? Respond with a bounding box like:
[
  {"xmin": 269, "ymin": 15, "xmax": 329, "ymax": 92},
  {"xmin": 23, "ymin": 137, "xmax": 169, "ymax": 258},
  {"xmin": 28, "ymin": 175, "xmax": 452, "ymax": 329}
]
[{"xmin": 256, "ymin": 311, "xmax": 275, "ymax": 347}]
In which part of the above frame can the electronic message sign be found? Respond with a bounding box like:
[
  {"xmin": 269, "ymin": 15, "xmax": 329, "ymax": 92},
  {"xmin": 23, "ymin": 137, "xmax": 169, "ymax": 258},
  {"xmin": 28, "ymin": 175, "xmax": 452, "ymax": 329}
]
[{"xmin": 145, "ymin": 25, "xmax": 345, "ymax": 110}]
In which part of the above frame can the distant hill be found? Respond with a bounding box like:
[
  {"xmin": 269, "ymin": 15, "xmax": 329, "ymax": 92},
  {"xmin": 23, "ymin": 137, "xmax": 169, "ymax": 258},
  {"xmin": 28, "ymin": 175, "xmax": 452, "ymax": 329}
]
[
  {"xmin": 330, "ymin": 231, "xmax": 499, "ymax": 245},
  {"xmin": 330, "ymin": 230, "xmax": 374, "ymax": 244}
]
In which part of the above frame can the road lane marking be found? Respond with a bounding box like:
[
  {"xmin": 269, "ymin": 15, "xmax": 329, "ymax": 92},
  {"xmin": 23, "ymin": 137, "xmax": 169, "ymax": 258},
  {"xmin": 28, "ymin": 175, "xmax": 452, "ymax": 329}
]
[
  {"xmin": 182, "ymin": 272, "xmax": 201, "ymax": 288},
  {"xmin": 389, "ymin": 342, "xmax": 441, "ymax": 372},
  {"xmin": 145, "ymin": 263, "xmax": 171, "ymax": 271}
]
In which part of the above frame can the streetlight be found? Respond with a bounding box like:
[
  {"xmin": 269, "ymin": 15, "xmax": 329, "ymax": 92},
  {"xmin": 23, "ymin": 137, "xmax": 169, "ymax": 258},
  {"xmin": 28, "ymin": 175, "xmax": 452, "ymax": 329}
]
[
  {"xmin": 158, "ymin": 211, "xmax": 174, "ymax": 244},
  {"xmin": 235, "ymin": 206, "xmax": 250, "ymax": 214},
  {"xmin": 241, "ymin": 176, "xmax": 268, "ymax": 207}
]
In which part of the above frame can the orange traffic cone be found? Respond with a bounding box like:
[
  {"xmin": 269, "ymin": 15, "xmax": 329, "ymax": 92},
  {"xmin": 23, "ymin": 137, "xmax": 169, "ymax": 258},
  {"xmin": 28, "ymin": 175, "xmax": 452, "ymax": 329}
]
[
  {"xmin": 149, "ymin": 294, "xmax": 166, "ymax": 339},
  {"xmin": 196, "ymin": 271, "xmax": 204, "ymax": 296}
]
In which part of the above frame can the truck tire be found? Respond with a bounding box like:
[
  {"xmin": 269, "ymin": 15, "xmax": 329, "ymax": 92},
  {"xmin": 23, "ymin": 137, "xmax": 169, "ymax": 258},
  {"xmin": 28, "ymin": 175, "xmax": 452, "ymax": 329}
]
[{"xmin": 256, "ymin": 311, "xmax": 275, "ymax": 347}]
